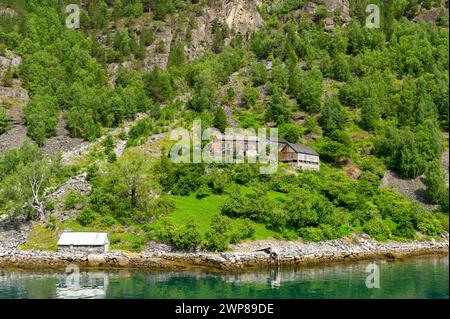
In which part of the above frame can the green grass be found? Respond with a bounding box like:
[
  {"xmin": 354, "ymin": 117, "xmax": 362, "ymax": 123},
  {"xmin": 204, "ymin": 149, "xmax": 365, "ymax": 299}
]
[
  {"xmin": 157, "ymin": 188, "xmax": 279, "ymax": 240},
  {"xmin": 169, "ymin": 194, "xmax": 227, "ymax": 233},
  {"xmin": 19, "ymin": 222, "xmax": 64, "ymax": 252}
]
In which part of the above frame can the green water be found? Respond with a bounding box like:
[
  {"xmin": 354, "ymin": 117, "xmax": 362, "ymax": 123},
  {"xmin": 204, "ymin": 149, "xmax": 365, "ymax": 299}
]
[{"xmin": 0, "ymin": 256, "xmax": 448, "ymax": 299}]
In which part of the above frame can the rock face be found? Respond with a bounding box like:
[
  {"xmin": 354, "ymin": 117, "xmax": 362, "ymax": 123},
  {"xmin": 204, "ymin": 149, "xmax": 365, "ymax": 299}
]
[
  {"xmin": 324, "ymin": 0, "xmax": 351, "ymax": 24},
  {"xmin": 143, "ymin": 28, "xmax": 173, "ymax": 70},
  {"xmin": 0, "ymin": 7, "xmax": 16, "ymax": 18},
  {"xmin": 46, "ymin": 174, "xmax": 92, "ymax": 203},
  {"xmin": 413, "ymin": 7, "xmax": 448, "ymax": 24},
  {"xmin": 44, "ymin": 173, "xmax": 92, "ymax": 221},
  {"xmin": 0, "ymin": 50, "xmax": 21, "ymax": 77},
  {"xmin": 0, "ymin": 87, "xmax": 28, "ymax": 100},
  {"xmin": 187, "ymin": 0, "xmax": 264, "ymax": 60}
]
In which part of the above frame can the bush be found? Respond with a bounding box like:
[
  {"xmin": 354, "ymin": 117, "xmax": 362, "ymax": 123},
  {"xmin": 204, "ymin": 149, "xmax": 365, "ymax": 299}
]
[
  {"xmin": 232, "ymin": 164, "xmax": 258, "ymax": 184},
  {"xmin": 393, "ymin": 219, "xmax": 416, "ymax": 239},
  {"xmin": 175, "ymin": 220, "xmax": 202, "ymax": 250},
  {"xmin": 152, "ymin": 196, "xmax": 176, "ymax": 217},
  {"xmin": 242, "ymin": 85, "xmax": 260, "ymax": 108},
  {"xmin": 363, "ymin": 218, "xmax": 391, "ymax": 241},
  {"xmin": 24, "ymin": 95, "xmax": 59, "ymax": 145},
  {"xmin": 207, "ymin": 173, "xmax": 227, "ymax": 194},
  {"xmin": 417, "ymin": 212, "xmax": 444, "ymax": 237},
  {"xmin": 266, "ymin": 209, "xmax": 289, "ymax": 232},
  {"xmin": 99, "ymin": 215, "xmax": 116, "ymax": 227},
  {"xmin": 203, "ymin": 215, "xmax": 233, "ymax": 252},
  {"xmin": 230, "ymin": 219, "xmax": 256, "ymax": 244},
  {"xmin": 424, "ymin": 160, "xmax": 447, "ymax": 204},
  {"xmin": 76, "ymin": 208, "xmax": 96, "ymax": 226},
  {"xmin": 64, "ymin": 191, "xmax": 86, "ymax": 210},
  {"xmin": 299, "ymin": 227, "xmax": 326, "ymax": 242},
  {"xmin": 156, "ymin": 218, "xmax": 178, "ymax": 243},
  {"xmin": 438, "ymin": 189, "xmax": 449, "ymax": 213},
  {"xmin": 222, "ymin": 192, "xmax": 249, "ymax": 218},
  {"xmin": 156, "ymin": 218, "xmax": 202, "ymax": 250},
  {"xmin": 196, "ymin": 184, "xmax": 211, "ymax": 199},
  {"xmin": 319, "ymin": 224, "xmax": 340, "ymax": 240},
  {"xmin": 45, "ymin": 201, "xmax": 55, "ymax": 212},
  {"xmin": 279, "ymin": 123, "xmax": 303, "ymax": 143}
]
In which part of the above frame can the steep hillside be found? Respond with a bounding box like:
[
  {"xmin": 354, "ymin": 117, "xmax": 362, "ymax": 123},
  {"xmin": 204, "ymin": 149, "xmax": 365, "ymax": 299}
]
[{"xmin": 0, "ymin": 0, "xmax": 448, "ymax": 252}]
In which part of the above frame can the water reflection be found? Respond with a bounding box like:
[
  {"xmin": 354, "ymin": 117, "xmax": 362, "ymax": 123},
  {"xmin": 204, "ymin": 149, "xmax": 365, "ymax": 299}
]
[
  {"xmin": 56, "ymin": 269, "xmax": 109, "ymax": 299},
  {"xmin": 0, "ymin": 256, "xmax": 448, "ymax": 299}
]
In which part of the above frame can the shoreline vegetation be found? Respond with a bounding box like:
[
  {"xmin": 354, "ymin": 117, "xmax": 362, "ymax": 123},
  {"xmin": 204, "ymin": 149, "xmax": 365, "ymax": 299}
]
[{"xmin": 0, "ymin": 234, "xmax": 448, "ymax": 271}]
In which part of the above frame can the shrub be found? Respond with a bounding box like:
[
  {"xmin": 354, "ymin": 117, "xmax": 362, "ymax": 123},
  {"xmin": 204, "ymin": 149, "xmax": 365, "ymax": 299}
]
[
  {"xmin": 204, "ymin": 230, "xmax": 230, "ymax": 252},
  {"xmin": 206, "ymin": 172, "xmax": 228, "ymax": 194},
  {"xmin": 242, "ymin": 85, "xmax": 260, "ymax": 108},
  {"xmin": 230, "ymin": 219, "xmax": 256, "ymax": 244},
  {"xmin": 45, "ymin": 201, "xmax": 55, "ymax": 212},
  {"xmin": 156, "ymin": 218, "xmax": 178, "ymax": 243},
  {"xmin": 99, "ymin": 215, "xmax": 116, "ymax": 227},
  {"xmin": 102, "ymin": 134, "xmax": 116, "ymax": 154},
  {"xmin": 438, "ymin": 189, "xmax": 449, "ymax": 213},
  {"xmin": 156, "ymin": 218, "xmax": 202, "ymax": 250},
  {"xmin": 393, "ymin": 219, "xmax": 416, "ymax": 239},
  {"xmin": 279, "ymin": 123, "xmax": 303, "ymax": 143},
  {"xmin": 196, "ymin": 184, "xmax": 211, "ymax": 199},
  {"xmin": 424, "ymin": 160, "xmax": 447, "ymax": 204},
  {"xmin": 175, "ymin": 220, "xmax": 202, "ymax": 250},
  {"xmin": 232, "ymin": 164, "xmax": 258, "ymax": 184},
  {"xmin": 152, "ymin": 196, "xmax": 175, "ymax": 217},
  {"xmin": 86, "ymin": 163, "xmax": 99, "ymax": 181},
  {"xmin": 222, "ymin": 190, "xmax": 249, "ymax": 218},
  {"xmin": 319, "ymin": 224, "xmax": 340, "ymax": 240},
  {"xmin": 299, "ymin": 227, "xmax": 326, "ymax": 242},
  {"xmin": 76, "ymin": 208, "xmax": 96, "ymax": 226},
  {"xmin": 266, "ymin": 209, "xmax": 289, "ymax": 232},
  {"xmin": 363, "ymin": 218, "xmax": 391, "ymax": 241},
  {"xmin": 64, "ymin": 191, "xmax": 86, "ymax": 210},
  {"xmin": 46, "ymin": 216, "xmax": 57, "ymax": 230},
  {"xmin": 417, "ymin": 212, "xmax": 444, "ymax": 237},
  {"xmin": 203, "ymin": 215, "xmax": 233, "ymax": 252}
]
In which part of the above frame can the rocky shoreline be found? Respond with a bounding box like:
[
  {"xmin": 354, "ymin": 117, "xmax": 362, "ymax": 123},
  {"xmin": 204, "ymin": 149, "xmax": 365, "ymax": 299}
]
[{"xmin": 0, "ymin": 233, "xmax": 448, "ymax": 271}]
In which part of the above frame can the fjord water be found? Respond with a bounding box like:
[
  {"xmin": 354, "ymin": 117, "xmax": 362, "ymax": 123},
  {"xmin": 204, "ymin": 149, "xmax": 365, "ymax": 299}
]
[{"xmin": 0, "ymin": 256, "xmax": 448, "ymax": 299}]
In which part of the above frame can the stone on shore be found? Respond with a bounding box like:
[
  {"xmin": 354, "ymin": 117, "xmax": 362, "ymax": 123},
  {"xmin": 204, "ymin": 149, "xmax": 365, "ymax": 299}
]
[{"xmin": 88, "ymin": 254, "xmax": 106, "ymax": 266}]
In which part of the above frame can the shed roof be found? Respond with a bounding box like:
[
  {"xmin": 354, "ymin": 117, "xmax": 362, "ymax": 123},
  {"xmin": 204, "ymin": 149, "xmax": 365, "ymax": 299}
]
[
  {"xmin": 284, "ymin": 143, "xmax": 319, "ymax": 156},
  {"xmin": 57, "ymin": 232, "xmax": 109, "ymax": 246}
]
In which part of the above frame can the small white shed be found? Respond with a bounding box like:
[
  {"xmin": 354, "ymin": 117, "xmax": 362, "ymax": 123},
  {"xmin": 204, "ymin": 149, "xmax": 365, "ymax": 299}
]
[{"xmin": 57, "ymin": 232, "xmax": 109, "ymax": 254}]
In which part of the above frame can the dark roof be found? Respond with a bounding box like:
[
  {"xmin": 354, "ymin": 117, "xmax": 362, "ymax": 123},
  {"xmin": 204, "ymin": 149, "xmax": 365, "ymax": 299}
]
[
  {"xmin": 285, "ymin": 143, "xmax": 319, "ymax": 156},
  {"xmin": 267, "ymin": 137, "xmax": 289, "ymax": 144}
]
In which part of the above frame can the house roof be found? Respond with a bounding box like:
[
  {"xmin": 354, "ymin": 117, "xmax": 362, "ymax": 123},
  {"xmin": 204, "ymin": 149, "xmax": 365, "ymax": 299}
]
[
  {"xmin": 267, "ymin": 137, "xmax": 289, "ymax": 144},
  {"xmin": 57, "ymin": 232, "xmax": 109, "ymax": 246},
  {"xmin": 284, "ymin": 143, "xmax": 319, "ymax": 156}
]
